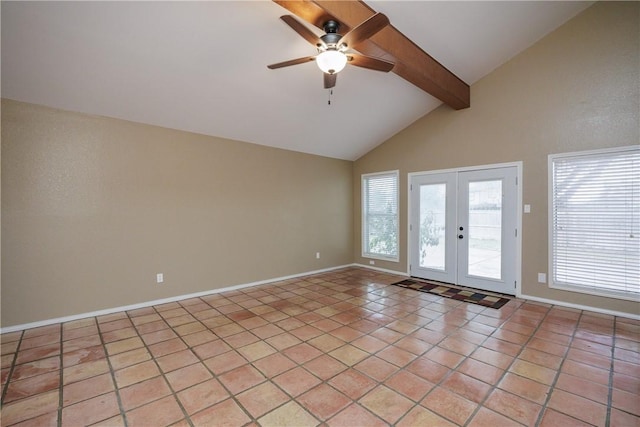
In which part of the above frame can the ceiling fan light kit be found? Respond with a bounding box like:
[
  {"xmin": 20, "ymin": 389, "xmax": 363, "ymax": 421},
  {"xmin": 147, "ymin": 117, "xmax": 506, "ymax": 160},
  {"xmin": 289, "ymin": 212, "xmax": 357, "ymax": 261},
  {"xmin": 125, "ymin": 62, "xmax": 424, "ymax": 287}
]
[
  {"xmin": 316, "ymin": 50, "xmax": 347, "ymax": 74},
  {"xmin": 268, "ymin": 12, "xmax": 394, "ymax": 90}
]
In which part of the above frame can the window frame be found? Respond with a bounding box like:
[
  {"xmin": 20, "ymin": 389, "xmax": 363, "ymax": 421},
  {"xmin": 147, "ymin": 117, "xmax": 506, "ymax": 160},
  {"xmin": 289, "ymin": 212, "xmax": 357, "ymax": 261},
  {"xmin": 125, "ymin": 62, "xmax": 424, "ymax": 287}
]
[
  {"xmin": 548, "ymin": 145, "xmax": 640, "ymax": 302},
  {"xmin": 362, "ymin": 170, "xmax": 400, "ymax": 262}
]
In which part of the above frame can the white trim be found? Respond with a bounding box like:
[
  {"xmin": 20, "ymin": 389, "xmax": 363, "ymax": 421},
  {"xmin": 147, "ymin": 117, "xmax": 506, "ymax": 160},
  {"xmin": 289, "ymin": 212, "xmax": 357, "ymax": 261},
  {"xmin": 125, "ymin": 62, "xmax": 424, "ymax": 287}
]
[
  {"xmin": 407, "ymin": 161, "xmax": 523, "ymax": 298},
  {"xmin": 352, "ymin": 263, "xmax": 409, "ymax": 276},
  {"xmin": 520, "ymin": 292, "xmax": 640, "ymax": 321},
  {"xmin": 0, "ymin": 264, "xmax": 353, "ymax": 334}
]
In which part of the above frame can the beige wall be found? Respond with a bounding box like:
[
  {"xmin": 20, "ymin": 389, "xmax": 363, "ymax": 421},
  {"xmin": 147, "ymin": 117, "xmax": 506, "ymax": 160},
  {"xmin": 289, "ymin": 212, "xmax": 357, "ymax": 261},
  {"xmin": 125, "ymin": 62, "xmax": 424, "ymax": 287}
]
[
  {"xmin": 354, "ymin": 2, "xmax": 639, "ymax": 315},
  {"xmin": 2, "ymin": 100, "xmax": 354, "ymax": 326}
]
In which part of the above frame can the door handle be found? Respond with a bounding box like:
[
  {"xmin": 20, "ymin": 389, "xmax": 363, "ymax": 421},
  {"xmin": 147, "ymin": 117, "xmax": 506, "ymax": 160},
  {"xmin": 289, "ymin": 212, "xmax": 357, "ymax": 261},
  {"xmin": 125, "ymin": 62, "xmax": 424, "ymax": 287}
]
[{"xmin": 458, "ymin": 234, "xmax": 464, "ymax": 239}]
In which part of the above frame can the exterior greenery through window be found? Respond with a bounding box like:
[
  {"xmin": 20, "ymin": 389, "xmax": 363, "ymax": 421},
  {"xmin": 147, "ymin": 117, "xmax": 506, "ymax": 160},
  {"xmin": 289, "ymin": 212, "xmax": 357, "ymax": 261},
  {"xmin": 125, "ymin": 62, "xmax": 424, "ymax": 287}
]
[
  {"xmin": 549, "ymin": 146, "xmax": 639, "ymax": 301},
  {"xmin": 363, "ymin": 171, "xmax": 399, "ymax": 261}
]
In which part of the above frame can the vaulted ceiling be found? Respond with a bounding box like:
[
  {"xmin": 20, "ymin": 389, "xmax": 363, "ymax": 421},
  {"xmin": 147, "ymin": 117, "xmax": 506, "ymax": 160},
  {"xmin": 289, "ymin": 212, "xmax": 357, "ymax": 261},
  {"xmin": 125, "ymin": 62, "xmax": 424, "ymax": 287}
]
[{"xmin": 1, "ymin": 1, "xmax": 592, "ymax": 160}]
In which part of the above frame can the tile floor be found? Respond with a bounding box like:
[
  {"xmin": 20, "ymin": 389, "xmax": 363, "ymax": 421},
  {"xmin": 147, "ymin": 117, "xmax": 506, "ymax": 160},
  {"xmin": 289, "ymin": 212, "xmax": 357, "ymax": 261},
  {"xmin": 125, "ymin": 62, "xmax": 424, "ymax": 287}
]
[{"xmin": 1, "ymin": 267, "xmax": 639, "ymax": 426}]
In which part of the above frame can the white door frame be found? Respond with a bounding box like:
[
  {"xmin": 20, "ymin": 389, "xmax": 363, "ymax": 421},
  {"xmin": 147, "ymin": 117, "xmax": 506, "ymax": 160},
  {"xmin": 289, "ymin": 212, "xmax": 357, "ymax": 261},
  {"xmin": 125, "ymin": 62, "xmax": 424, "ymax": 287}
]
[{"xmin": 407, "ymin": 161, "xmax": 523, "ymax": 297}]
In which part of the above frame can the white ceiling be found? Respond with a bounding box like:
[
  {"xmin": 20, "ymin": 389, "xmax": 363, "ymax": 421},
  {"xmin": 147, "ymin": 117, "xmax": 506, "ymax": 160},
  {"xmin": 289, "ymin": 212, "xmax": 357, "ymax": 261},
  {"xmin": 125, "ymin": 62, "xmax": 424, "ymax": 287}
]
[{"xmin": 1, "ymin": 1, "xmax": 592, "ymax": 160}]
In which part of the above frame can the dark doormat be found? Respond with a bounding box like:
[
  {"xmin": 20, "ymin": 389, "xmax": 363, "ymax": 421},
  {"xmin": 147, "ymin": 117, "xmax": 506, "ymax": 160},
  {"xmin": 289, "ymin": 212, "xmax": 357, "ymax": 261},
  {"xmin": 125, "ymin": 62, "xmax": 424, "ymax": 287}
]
[{"xmin": 391, "ymin": 278, "xmax": 512, "ymax": 309}]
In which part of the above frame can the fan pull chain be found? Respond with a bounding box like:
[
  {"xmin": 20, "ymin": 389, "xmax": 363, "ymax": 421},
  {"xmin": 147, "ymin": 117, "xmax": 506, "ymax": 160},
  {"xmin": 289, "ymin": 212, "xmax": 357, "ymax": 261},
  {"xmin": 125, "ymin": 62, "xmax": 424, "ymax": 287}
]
[{"xmin": 328, "ymin": 89, "xmax": 333, "ymax": 105}]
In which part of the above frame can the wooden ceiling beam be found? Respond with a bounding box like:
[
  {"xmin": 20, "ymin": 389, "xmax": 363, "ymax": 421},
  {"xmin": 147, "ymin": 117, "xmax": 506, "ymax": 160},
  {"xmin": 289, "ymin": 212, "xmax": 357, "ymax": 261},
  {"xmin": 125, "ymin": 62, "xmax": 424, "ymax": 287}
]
[{"xmin": 273, "ymin": 0, "xmax": 470, "ymax": 110}]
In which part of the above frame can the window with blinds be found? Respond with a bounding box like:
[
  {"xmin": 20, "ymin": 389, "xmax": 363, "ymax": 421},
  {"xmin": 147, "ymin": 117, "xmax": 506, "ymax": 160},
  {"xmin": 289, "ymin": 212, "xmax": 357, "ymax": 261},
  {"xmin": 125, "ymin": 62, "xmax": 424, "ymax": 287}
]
[
  {"xmin": 549, "ymin": 146, "xmax": 640, "ymax": 301},
  {"xmin": 362, "ymin": 171, "xmax": 399, "ymax": 261}
]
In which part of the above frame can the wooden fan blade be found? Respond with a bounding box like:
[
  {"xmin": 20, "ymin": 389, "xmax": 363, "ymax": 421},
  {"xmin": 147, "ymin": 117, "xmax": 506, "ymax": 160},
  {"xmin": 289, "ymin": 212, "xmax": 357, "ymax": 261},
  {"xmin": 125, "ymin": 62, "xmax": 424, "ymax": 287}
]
[
  {"xmin": 324, "ymin": 73, "xmax": 337, "ymax": 89},
  {"xmin": 347, "ymin": 53, "xmax": 394, "ymax": 72},
  {"xmin": 280, "ymin": 15, "xmax": 325, "ymax": 48},
  {"xmin": 267, "ymin": 56, "xmax": 316, "ymax": 69},
  {"xmin": 338, "ymin": 13, "xmax": 389, "ymax": 48}
]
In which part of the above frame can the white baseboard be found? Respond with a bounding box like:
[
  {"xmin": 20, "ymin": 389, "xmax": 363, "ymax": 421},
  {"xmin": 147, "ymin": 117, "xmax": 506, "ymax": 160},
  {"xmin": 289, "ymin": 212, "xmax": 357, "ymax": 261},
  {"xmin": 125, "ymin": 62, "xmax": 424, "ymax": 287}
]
[
  {"xmin": 5, "ymin": 265, "xmax": 636, "ymax": 333},
  {"xmin": 0, "ymin": 264, "xmax": 354, "ymax": 334},
  {"xmin": 352, "ymin": 263, "xmax": 409, "ymax": 277},
  {"xmin": 520, "ymin": 293, "xmax": 640, "ymax": 321}
]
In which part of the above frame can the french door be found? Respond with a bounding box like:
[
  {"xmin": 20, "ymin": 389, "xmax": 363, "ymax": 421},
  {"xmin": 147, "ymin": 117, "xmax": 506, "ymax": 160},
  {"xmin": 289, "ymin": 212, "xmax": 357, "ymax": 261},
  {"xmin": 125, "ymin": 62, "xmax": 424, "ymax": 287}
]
[{"xmin": 409, "ymin": 166, "xmax": 518, "ymax": 295}]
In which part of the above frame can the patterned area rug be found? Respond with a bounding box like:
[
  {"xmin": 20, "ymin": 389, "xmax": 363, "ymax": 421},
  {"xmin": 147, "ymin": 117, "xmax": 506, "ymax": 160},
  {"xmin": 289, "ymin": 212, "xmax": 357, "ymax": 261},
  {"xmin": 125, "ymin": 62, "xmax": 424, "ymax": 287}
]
[{"xmin": 392, "ymin": 278, "xmax": 511, "ymax": 309}]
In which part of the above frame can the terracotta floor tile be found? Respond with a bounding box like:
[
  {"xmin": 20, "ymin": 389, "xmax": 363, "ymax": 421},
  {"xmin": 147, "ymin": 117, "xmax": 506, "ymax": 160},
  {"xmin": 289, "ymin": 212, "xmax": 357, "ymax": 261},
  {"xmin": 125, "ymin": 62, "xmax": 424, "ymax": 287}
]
[
  {"xmin": 107, "ymin": 347, "xmax": 150, "ymax": 371},
  {"xmin": 63, "ymin": 359, "xmax": 110, "ymax": 385},
  {"xmin": 327, "ymin": 403, "xmax": 388, "ymax": 427},
  {"xmin": 257, "ymin": 400, "xmax": 318, "ymax": 427},
  {"xmin": 164, "ymin": 362, "xmax": 212, "ymax": 391},
  {"xmin": 304, "ymin": 354, "xmax": 348, "ymax": 380},
  {"xmin": 104, "ymin": 337, "xmax": 143, "ymax": 356},
  {"xmin": 10, "ymin": 357, "xmax": 60, "ymax": 382},
  {"xmin": 114, "ymin": 360, "xmax": 160, "ymax": 388},
  {"xmin": 509, "ymin": 359, "xmax": 557, "ymax": 386},
  {"xmin": 156, "ymin": 349, "xmax": 199, "ymax": 373},
  {"xmin": 252, "ymin": 352, "xmax": 297, "ymax": 377},
  {"xmin": 148, "ymin": 337, "xmax": 187, "ymax": 358},
  {"xmin": 328, "ymin": 368, "xmax": 377, "ymax": 400},
  {"xmin": 298, "ymin": 384, "xmax": 351, "ymax": 421},
  {"xmin": 561, "ymin": 359, "xmax": 610, "ymax": 385},
  {"xmin": 3, "ymin": 268, "xmax": 638, "ymax": 427},
  {"xmin": 384, "ymin": 370, "xmax": 434, "ymax": 402},
  {"xmin": 177, "ymin": 378, "xmax": 230, "ymax": 415},
  {"xmin": 237, "ymin": 381, "xmax": 290, "ymax": 418},
  {"xmin": 192, "ymin": 339, "xmax": 231, "ymax": 360},
  {"xmin": 612, "ymin": 388, "xmax": 640, "ymax": 416},
  {"xmin": 613, "ymin": 371, "xmax": 640, "ymax": 394},
  {"xmin": 539, "ymin": 408, "xmax": 592, "ymax": 427},
  {"xmin": 329, "ymin": 344, "xmax": 371, "ymax": 367},
  {"xmin": 61, "ymin": 392, "xmax": 120, "ymax": 426},
  {"xmin": 237, "ymin": 340, "xmax": 277, "ymax": 362},
  {"xmin": 218, "ymin": 364, "xmax": 266, "ymax": 395},
  {"xmin": 375, "ymin": 345, "xmax": 417, "ymax": 368},
  {"xmin": 458, "ymin": 357, "xmax": 505, "ymax": 385},
  {"xmin": 396, "ymin": 405, "xmax": 457, "ymax": 427},
  {"xmin": 118, "ymin": 376, "xmax": 171, "ymax": 411},
  {"xmin": 63, "ymin": 345, "xmax": 106, "ymax": 369},
  {"xmin": 407, "ymin": 355, "xmax": 451, "ymax": 383},
  {"xmin": 0, "ymin": 390, "xmax": 59, "ymax": 426},
  {"xmin": 442, "ymin": 371, "xmax": 492, "ymax": 403},
  {"xmin": 62, "ymin": 372, "xmax": 114, "ymax": 407},
  {"xmin": 101, "ymin": 327, "xmax": 137, "ymax": 344},
  {"xmin": 20, "ymin": 333, "xmax": 60, "ymax": 350},
  {"xmin": 520, "ymin": 346, "xmax": 563, "ymax": 370},
  {"xmin": 360, "ymin": 385, "xmax": 414, "ymax": 424},
  {"xmin": 125, "ymin": 395, "xmax": 184, "ymax": 427},
  {"xmin": 265, "ymin": 332, "xmax": 302, "ymax": 350},
  {"xmin": 467, "ymin": 407, "xmax": 522, "ymax": 427},
  {"xmin": 16, "ymin": 343, "xmax": 60, "ymax": 364},
  {"xmin": 273, "ymin": 366, "xmax": 322, "ymax": 397},
  {"xmin": 425, "ymin": 346, "xmax": 465, "ymax": 369},
  {"xmin": 547, "ymin": 389, "xmax": 607, "ymax": 426},
  {"xmin": 610, "ymin": 408, "xmax": 640, "ymax": 427},
  {"xmin": 284, "ymin": 343, "xmax": 324, "ymax": 364},
  {"xmin": 555, "ymin": 372, "xmax": 610, "ymax": 404},
  {"xmin": 498, "ymin": 372, "xmax": 550, "ymax": 405},
  {"xmin": 369, "ymin": 327, "xmax": 405, "ymax": 344},
  {"xmin": 421, "ymin": 386, "xmax": 477, "ymax": 425},
  {"xmin": 483, "ymin": 388, "xmax": 542, "ymax": 425}
]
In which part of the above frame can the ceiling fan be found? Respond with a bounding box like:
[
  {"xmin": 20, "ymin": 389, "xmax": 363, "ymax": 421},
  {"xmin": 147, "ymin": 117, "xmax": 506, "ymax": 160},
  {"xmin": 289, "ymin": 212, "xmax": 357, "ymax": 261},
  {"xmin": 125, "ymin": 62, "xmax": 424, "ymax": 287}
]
[{"xmin": 267, "ymin": 13, "xmax": 395, "ymax": 89}]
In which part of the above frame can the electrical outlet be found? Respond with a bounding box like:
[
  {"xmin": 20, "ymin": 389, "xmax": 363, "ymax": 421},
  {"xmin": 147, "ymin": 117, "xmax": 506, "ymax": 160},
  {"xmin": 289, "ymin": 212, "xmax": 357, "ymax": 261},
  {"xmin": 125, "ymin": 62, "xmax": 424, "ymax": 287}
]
[
  {"xmin": 537, "ymin": 273, "xmax": 546, "ymax": 283},
  {"xmin": 369, "ymin": 260, "xmax": 375, "ymax": 265},
  {"xmin": 156, "ymin": 273, "xmax": 164, "ymax": 284},
  {"xmin": 316, "ymin": 252, "xmax": 320, "ymax": 259}
]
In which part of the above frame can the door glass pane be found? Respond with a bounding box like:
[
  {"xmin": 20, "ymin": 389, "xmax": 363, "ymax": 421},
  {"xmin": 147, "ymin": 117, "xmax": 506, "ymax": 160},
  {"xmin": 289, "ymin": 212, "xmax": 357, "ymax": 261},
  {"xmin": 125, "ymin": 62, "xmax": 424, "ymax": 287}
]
[
  {"xmin": 468, "ymin": 180, "xmax": 502, "ymax": 279},
  {"xmin": 419, "ymin": 184, "xmax": 446, "ymax": 270}
]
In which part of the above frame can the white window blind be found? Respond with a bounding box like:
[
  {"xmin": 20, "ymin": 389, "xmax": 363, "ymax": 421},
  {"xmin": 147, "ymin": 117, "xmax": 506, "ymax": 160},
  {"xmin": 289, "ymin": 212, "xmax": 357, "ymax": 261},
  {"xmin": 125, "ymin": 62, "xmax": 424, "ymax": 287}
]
[
  {"xmin": 363, "ymin": 171, "xmax": 399, "ymax": 261},
  {"xmin": 550, "ymin": 146, "xmax": 640, "ymax": 300}
]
